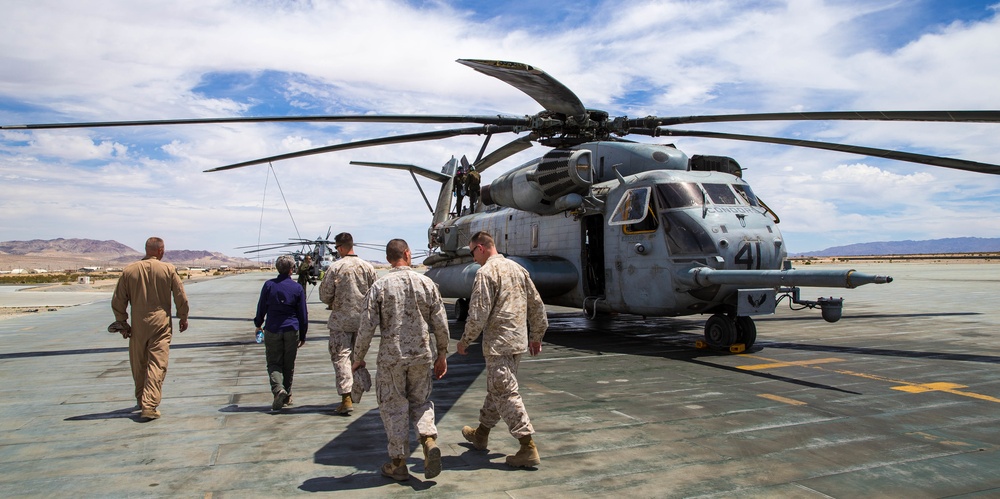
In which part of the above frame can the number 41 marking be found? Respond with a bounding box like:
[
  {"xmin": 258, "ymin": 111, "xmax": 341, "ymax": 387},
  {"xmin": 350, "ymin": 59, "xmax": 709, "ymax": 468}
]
[{"xmin": 735, "ymin": 242, "xmax": 763, "ymax": 270}]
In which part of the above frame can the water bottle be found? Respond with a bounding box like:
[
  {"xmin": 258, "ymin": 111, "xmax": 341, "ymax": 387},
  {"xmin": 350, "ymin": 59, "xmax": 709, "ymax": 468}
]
[{"xmin": 255, "ymin": 330, "xmax": 264, "ymax": 343}]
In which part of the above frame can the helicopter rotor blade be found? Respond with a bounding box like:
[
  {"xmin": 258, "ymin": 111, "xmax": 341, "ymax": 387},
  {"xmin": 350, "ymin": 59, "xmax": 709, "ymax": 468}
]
[
  {"xmin": 347, "ymin": 161, "xmax": 450, "ymax": 183},
  {"xmin": 0, "ymin": 114, "xmax": 531, "ymax": 130},
  {"xmin": 641, "ymin": 128, "xmax": 1000, "ymax": 175},
  {"xmin": 630, "ymin": 110, "xmax": 1000, "ymax": 128},
  {"xmin": 457, "ymin": 59, "xmax": 587, "ymax": 119},
  {"xmin": 204, "ymin": 125, "xmax": 517, "ymax": 172},
  {"xmin": 473, "ymin": 132, "xmax": 538, "ymax": 173}
]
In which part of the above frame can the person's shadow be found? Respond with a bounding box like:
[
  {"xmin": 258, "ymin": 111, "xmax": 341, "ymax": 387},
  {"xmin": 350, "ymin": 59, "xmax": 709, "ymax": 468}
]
[{"xmin": 65, "ymin": 405, "xmax": 151, "ymax": 423}]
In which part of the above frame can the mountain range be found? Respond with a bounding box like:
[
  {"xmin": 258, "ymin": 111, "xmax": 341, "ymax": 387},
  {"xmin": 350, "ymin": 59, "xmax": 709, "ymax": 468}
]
[
  {"xmin": 0, "ymin": 238, "xmax": 254, "ymax": 269},
  {"xmin": 792, "ymin": 237, "xmax": 1000, "ymax": 257}
]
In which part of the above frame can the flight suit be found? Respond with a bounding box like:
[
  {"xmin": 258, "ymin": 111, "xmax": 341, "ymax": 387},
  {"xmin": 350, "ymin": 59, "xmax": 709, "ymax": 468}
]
[
  {"xmin": 319, "ymin": 255, "xmax": 377, "ymax": 396},
  {"xmin": 459, "ymin": 254, "xmax": 547, "ymax": 438},
  {"xmin": 355, "ymin": 266, "xmax": 450, "ymax": 459},
  {"xmin": 111, "ymin": 257, "xmax": 189, "ymax": 412}
]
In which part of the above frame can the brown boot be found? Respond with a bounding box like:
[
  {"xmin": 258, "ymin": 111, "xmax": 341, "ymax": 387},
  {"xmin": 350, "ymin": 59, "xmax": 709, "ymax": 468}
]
[
  {"xmin": 461, "ymin": 424, "xmax": 490, "ymax": 451},
  {"xmin": 139, "ymin": 408, "xmax": 161, "ymax": 421},
  {"xmin": 381, "ymin": 458, "xmax": 409, "ymax": 481},
  {"xmin": 335, "ymin": 393, "xmax": 353, "ymax": 415},
  {"xmin": 419, "ymin": 435, "xmax": 442, "ymax": 479},
  {"xmin": 505, "ymin": 435, "xmax": 540, "ymax": 468}
]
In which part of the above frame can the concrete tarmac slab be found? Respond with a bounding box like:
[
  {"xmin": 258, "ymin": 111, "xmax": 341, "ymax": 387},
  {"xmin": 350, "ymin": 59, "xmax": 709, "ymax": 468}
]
[{"xmin": 0, "ymin": 263, "xmax": 998, "ymax": 497}]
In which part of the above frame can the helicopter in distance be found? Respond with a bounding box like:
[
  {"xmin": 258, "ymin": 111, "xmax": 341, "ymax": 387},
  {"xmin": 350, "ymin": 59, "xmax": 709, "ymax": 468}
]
[
  {"xmin": 5, "ymin": 59, "xmax": 1000, "ymax": 352},
  {"xmin": 238, "ymin": 227, "xmax": 394, "ymax": 281},
  {"xmin": 238, "ymin": 228, "xmax": 338, "ymax": 281}
]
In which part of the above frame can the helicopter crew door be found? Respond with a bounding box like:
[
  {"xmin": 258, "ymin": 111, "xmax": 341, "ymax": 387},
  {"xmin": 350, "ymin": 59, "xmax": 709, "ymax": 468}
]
[{"xmin": 583, "ymin": 214, "xmax": 606, "ymax": 297}]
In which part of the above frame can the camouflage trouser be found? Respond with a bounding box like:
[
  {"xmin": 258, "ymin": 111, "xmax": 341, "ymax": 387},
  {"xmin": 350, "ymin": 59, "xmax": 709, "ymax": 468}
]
[
  {"xmin": 480, "ymin": 354, "xmax": 534, "ymax": 438},
  {"xmin": 327, "ymin": 330, "xmax": 355, "ymax": 395},
  {"xmin": 376, "ymin": 362, "xmax": 438, "ymax": 459}
]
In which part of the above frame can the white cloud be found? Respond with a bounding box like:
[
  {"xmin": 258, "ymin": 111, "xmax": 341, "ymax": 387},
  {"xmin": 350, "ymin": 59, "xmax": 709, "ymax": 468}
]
[{"xmin": 2, "ymin": 0, "xmax": 999, "ymax": 258}]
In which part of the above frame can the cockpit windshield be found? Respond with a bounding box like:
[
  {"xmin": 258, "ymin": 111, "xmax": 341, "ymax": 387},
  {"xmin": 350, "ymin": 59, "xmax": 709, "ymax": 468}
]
[
  {"xmin": 656, "ymin": 182, "xmax": 760, "ymax": 208},
  {"xmin": 733, "ymin": 183, "xmax": 760, "ymax": 206},
  {"xmin": 656, "ymin": 183, "xmax": 703, "ymax": 209},
  {"xmin": 703, "ymin": 183, "xmax": 737, "ymax": 205}
]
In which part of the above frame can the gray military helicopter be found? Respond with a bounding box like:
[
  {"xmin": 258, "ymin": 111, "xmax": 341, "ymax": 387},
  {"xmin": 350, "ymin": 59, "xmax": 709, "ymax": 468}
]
[
  {"xmin": 238, "ymin": 228, "xmax": 391, "ymax": 278},
  {"xmin": 238, "ymin": 229, "xmax": 338, "ymax": 279},
  {"xmin": 6, "ymin": 59, "xmax": 1000, "ymax": 351}
]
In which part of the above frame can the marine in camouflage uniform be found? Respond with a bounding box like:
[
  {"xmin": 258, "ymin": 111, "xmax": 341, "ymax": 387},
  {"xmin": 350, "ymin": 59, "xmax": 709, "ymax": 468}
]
[
  {"xmin": 353, "ymin": 239, "xmax": 449, "ymax": 481},
  {"xmin": 319, "ymin": 232, "xmax": 377, "ymax": 414},
  {"xmin": 457, "ymin": 231, "xmax": 547, "ymax": 468},
  {"xmin": 465, "ymin": 166, "xmax": 481, "ymax": 213}
]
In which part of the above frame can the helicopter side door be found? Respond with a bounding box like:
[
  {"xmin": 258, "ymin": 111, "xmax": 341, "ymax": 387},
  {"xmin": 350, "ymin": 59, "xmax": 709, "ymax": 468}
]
[{"xmin": 606, "ymin": 185, "xmax": 677, "ymax": 315}]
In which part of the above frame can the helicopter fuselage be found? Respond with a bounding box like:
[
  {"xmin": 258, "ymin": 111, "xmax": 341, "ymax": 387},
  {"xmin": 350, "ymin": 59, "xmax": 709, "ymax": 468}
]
[{"xmin": 426, "ymin": 141, "xmax": 786, "ymax": 318}]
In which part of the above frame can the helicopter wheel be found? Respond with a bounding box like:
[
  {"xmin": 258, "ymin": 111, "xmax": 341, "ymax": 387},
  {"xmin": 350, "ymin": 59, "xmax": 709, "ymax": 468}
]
[
  {"xmin": 704, "ymin": 314, "xmax": 737, "ymax": 348},
  {"xmin": 735, "ymin": 316, "xmax": 757, "ymax": 349},
  {"xmin": 454, "ymin": 298, "xmax": 469, "ymax": 322}
]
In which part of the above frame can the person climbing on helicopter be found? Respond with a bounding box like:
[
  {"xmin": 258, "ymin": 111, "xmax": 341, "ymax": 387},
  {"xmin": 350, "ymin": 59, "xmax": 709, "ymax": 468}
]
[{"xmin": 453, "ymin": 165, "xmax": 467, "ymax": 216}]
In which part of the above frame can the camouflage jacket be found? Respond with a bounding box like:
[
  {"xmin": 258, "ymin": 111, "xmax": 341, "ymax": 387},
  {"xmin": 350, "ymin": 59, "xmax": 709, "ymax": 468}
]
[
  {"xmin": 460, "ymin": 254, "xmax": 548, "ymax": 356},
  {"xmin": 355, "ymin": 266, "xmax": 449, "ymax": 367},
  {"xmin": 319, "ymin": 255, "xmax": 377, "ymax": 332}
]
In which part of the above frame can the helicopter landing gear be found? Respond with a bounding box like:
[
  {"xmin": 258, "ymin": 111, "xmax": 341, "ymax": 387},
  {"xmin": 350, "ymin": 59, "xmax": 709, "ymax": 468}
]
[
  {"xmin": 735, "ymin": 316, "xmax": 757, "ymax": 350},
  {"xmin": 700, "ymin": 314, "xmax": 756, "ymax": 352},
  {"xmin": 703, "ymin": 313, "xmax": 737, "ymax": 348},
  {"xmin": 454, "ymin": 298, "xmax": 469, "ymax": 322}
]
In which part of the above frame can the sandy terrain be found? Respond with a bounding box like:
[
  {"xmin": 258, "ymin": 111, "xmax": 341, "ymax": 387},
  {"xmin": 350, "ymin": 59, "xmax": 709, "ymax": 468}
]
[{"xmin": 0, "ymin": 271, "xmax": 248, "ymax": 321}]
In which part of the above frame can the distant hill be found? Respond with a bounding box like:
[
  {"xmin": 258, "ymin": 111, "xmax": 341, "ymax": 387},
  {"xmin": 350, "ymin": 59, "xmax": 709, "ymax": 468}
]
[
  {"xmin": 794, "ymin": 237, "xmax": 1000, "ymax": 257},
  {"xmin": 0, "ymin": 238, "xmax": 137, "ymax": 256},
  {"xmin": 0, "ymin": 238, "xmax": 254, "ymax": 270}
]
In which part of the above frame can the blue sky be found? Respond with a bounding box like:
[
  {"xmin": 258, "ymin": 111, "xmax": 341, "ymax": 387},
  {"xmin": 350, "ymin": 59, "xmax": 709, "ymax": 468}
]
[{"xmin": 1, "ymin": 0, "xmax": 999, "ymax": 262}]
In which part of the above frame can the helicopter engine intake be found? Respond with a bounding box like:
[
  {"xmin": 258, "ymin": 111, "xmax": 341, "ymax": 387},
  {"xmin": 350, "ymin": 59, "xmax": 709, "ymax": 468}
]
[{"xmin": 482, "ymin": 149, "xmax": 593, "ymax": 215}]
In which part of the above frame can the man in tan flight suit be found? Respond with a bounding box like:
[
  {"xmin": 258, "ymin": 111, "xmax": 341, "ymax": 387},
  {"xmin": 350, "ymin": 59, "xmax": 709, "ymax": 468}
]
[
  {"xmin": 457, "ymin": 231, "xmax": 548, "ymax": 468},
  {"xmin": 111, "ymin": 237, "xmax": 190, "ymax": 421},
  {"xmin": 353, "ymin": 239, "xmax": 449, "ymax": 481},
  {"xmin": 319, "ymin": 232, "xmax": 377, "ymax": 415}
]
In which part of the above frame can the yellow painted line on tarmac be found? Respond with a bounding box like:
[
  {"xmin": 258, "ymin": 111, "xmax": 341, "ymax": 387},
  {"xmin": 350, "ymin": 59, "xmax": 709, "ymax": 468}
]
[
  {"xmin": 909, "ymin": 431, "xmax": 980, "ymax": 449},
  {"xmin": 736, "ymin": 357, "xmax": 844, "ymax": 370},
  {"xmin": 892, "ymin": 382, "xmax": 966, "ymax": 394},
  {"xmin": 758, "ymin": 393, "xmax": 807, "ymax": 406},
  {"xmin": 891, "ymin": 382, "xmax": 1000, "ymax": 403},
  {"xmin": 736, "ymin": 355, "xmax": 1000, "ymax": 404}
]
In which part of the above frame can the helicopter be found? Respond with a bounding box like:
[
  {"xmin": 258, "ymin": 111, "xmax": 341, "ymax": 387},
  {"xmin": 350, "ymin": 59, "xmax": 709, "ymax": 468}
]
[
  {"xmin": 5, "ymin": 59, "xmax": 999, "ymax": 351},
  {"xmin": 238, "ymin": 227, "xmax": 395, "ymax": 280},
  {"xmin": 238, "ymin": 229, "xmax": 338, "ymax": 282}
]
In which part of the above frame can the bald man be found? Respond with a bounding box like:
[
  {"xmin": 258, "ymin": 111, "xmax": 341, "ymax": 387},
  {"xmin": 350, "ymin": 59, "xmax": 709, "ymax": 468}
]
[{"xmin": 111, "ymin": 237, "xmax": 189, "ymax": 421}]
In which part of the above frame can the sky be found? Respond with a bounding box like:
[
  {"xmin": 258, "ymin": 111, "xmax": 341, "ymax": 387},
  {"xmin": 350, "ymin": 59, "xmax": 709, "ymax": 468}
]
[{"xmin": 2, "ymin": 0, "xmax": 999, "ymax": 262}]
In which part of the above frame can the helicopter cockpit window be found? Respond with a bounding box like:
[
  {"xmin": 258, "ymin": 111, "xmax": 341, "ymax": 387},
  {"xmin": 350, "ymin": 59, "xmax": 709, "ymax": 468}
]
[
  {"xmin": 655, "ymin": 183, "xmax": 703, "ymax": 209},
  {"xmin": 609, "ymin": 187, "xmax": 652, "ymax": 226},
  {"xmin": 703, "ymin": 183, "xmax": 739, "ymax": 205},
  {"xmin": 625, "ymin": 200, "xmax": 659, "ymax": 234},
  {"xmin": 732, "ymin": 184, "xmax": 760, "ymax": 206}
]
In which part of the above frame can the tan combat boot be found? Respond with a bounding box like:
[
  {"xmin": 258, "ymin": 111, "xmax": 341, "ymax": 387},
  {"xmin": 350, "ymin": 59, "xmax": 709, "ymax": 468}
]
[
  {"xmin": 335, "ymin": 393, "xmax": 353, "ymax": 415},
  {"xmin": 419, "ymin": 435, "xmax": 442, "ymax": 479},
  {"xmin": 461, "ymin": 424, "xmax": 490, "ymax": 451},
  {"xmin": 505, "ymin": 435, "xmax": 540, "ymax": 468},
  {"xmin": 381, "ymin": 458, "xmax": 409, "ymax": 481}
]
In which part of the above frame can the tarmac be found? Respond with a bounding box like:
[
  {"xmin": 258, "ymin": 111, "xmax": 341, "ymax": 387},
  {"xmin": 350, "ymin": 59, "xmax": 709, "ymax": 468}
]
[{"xmin": 0, "ymin": 262, "xmax": 998, "ymax": 498}]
